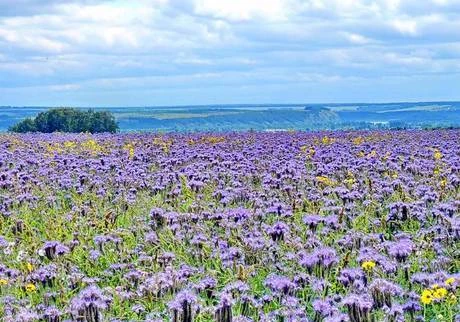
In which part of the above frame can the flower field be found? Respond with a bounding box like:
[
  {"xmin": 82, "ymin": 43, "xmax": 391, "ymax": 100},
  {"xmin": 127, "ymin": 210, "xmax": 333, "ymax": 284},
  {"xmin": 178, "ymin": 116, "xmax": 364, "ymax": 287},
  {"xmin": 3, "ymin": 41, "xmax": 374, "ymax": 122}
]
[{"xmin": 0, "ymin": 130, "xmax": 459, "ymax": 322}]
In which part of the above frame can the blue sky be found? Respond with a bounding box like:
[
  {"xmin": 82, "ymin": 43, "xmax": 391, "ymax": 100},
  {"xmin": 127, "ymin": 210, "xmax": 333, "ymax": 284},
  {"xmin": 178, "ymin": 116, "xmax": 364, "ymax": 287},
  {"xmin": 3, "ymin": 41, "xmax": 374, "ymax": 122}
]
[{"xmin": 1, "ymin": 0, "xmax": 460, "ymax": 106}]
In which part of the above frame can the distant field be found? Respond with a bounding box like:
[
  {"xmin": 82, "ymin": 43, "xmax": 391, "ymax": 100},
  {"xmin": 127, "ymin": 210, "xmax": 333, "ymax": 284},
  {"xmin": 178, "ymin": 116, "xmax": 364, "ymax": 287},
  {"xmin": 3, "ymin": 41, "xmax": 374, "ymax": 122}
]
[
  {"xmin": 0, "ymin": 130, "xmax": 459, "ymax": 321},
  {"xmin": 1, "ymin": 102, "xmax": 460, "ymax": 132},
  {"xmin": 115, "ymin": 111, "xmax": 243, "ymax": 120}
]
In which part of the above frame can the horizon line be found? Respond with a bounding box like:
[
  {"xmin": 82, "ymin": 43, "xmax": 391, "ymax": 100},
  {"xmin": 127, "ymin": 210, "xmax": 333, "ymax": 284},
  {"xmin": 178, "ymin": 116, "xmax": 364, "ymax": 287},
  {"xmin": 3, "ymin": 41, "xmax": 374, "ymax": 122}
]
[{"xmin": 1, "ymin": 99, "xmax": 459, "ymax": 109}]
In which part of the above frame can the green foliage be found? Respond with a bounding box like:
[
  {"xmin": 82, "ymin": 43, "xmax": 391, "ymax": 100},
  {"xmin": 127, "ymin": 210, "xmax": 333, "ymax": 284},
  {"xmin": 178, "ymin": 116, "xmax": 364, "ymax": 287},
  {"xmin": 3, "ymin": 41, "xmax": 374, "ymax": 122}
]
[
  {"xmin": 8, "ymin": 117, "xmax": 37, "ymax": 133},
  {"xmin": 9, "ymin": 108, "xmax": 119, "ymax": 133}
]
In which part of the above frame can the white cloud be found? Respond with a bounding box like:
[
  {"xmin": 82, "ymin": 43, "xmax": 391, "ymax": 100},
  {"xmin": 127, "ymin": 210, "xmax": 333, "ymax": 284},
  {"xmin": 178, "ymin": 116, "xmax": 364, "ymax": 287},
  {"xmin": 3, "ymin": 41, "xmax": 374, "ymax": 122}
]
[
  {"xmin": 192, "ymin": 0, "xmax": 289, "ymax": 22},
  {"xmin": 391, "ymin": 19, "xmax": 418, "ymax": 35},
  {"xmin": 49, "ymin": 83, "xmax": 81, "ymax": 91},
  {"xmin": 344, "ymin": 32, "xmax": 374, "ymax": 45},
  {"xmin": 0, "ymin": 0, "xmax": 459, "ymax": 104}
]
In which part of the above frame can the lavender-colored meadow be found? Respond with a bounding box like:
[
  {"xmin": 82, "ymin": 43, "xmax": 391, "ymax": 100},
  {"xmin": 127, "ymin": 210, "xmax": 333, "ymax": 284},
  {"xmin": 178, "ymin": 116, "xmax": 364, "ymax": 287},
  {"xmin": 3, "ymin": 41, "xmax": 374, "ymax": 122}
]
[{"xmin": 0, "ymin": 130, "xmax": 459, "ymax": 322}]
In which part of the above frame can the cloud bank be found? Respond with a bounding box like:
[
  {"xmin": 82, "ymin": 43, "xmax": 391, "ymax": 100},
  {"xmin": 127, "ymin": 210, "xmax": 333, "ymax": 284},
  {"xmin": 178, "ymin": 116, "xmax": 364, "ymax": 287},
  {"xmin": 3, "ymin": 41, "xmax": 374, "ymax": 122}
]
[{"xmin": 1, "ymin": 0, "xmax": 460, "ymax": 106}]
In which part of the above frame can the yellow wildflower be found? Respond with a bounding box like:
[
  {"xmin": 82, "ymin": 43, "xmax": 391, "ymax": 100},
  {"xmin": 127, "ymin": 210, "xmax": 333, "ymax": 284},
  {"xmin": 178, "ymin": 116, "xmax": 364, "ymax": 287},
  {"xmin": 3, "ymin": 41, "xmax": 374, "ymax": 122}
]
[
  {"xmin": 433, "ymin": 287, "xmax": 448, "ymax": 299},
  {"xmin": 203, "ymin": 136, "xmax": 225, "ymax": 144},
  {"xmin": 25, "ymin": 283, "xmax": 36, "ymax": 293},
  {"xmin": 63, "ymin": 141, "xmax": 76, "ymax": 149},
  {"xmin": 420, "ymin": 289, "xmax": 433, "ymax": 305},
  {"xmin": 361, "ymin": 261, "xmax": 376, "ymax": 271},
  {"xmin": 129, "ymin": 146, "xmax": 135, "ymax": 159},
  {"xmin": 445, "ymin": 277, "xmax": 456, "ymax": 285},
  {"xmin": 433, "ymin": 150, "xmax": 443, "ymax": 160},
  {"xmin": 440, "ymin": 178, "xmax": 447, "ymax": 189},
  {"xmin": 0, "ymin": 278, "xmax": 8, "ymax": 286},
  {"xmin": 353, "ymin": 136, "xmax": 364, "ymax": 145},
  {"xmin": 321, "ymin": 136, "xmax": 334, "ymax": 145},
  {"xmin": 81, "ymin": 138, "xmax": 103, "ymax": 155},
  {"xmin": 26, "ymin": 262, "xmax": 34, "ymax": 272},
  {"xmin": 316, "ymin": 176, "xmax": 335, "ymax": 186},
  {"xmin": 344, "ymin": 178, "xmax": 355, "ymax": 185},
  {"xmin": 367, "ymin": 150, "xmax": 377, "ymax": 158}
]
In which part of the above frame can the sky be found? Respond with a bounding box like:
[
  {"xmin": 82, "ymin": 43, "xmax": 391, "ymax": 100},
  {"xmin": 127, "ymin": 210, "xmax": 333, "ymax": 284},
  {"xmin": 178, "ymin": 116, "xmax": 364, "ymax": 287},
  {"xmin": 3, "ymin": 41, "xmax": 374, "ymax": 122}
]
[{"xmin": 0, "ymin": 0, "xmax": 460, "ymax": 107}]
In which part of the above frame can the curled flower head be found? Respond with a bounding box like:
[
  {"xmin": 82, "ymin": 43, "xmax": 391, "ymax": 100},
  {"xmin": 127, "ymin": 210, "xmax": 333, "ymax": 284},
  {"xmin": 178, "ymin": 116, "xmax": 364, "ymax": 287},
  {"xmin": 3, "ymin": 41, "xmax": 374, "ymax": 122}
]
[
  {"xmin": 70, "ymin": 285, "xmax": 111, "ymax": 322},
  {"xmin": 40, "ymin": 241, "xmax": 70, "ymax": 260},
  {"xmin": 168, "ymin": 289, "xmax": 198, "ymax": 322}
]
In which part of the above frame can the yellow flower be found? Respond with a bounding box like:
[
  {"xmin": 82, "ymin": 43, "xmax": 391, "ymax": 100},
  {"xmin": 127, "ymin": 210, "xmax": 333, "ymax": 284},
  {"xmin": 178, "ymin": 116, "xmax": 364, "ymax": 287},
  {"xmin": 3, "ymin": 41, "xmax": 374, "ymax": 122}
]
[
  {"xmin": 321, "ymin": 136, "xmax": 334, "ymax": 145},
  {"xmin": 433, "ymin": 287, "xmax": 448, "ymax": 299},
  {"xmin": 433, "ymin": 150, "xmax": 443, "ymax": 160},
  {"xmin": 367, "ymin": 150, "xmax": 377, "ymax": 158},
  {"xmin": 439, "ymin": 179, "xmax": 447, "ymax": 188},
  {"xmin": 0, "ymin": 278, "xmax": 8, "ymax": 286},
  {"xmin": 316, "ymin": 176, "xmax": 335, "ymax": 186},
  {"xmin": 420, "ymin": 289, "xmax": 433, "ymax": 305},
  {"xmin": 445, "ymin": 277, "xmax": 455, "ymax": 286},
  {"xmin": 25, "ymin": 283, "xmax": 36, "ymax": 293},
  {"xmin": 26, "ymin": 262, "xmax": 34, "ymax": 272},
  {"xmin": 353, "ymin": 136, "xmax": 364, "ymax": 145},
  {"xmin": 129, "ymin": 146, "xmax": 135, "ymax": 159},
  {"xmin": 63, "ymin": 141, "xmax": 76, "ymax": 149},
  {"xmin": 344, "ymin": 178, "xmax": 355, "ymax": 185},
  {"xmin": 361, "ymin": 261, "xmax": 376, "ymax": 271}
]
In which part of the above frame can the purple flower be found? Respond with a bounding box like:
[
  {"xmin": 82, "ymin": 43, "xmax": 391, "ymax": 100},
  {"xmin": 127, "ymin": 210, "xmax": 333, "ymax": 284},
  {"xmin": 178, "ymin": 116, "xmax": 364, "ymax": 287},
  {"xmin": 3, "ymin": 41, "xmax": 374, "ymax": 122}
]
[
  {"xmin": 342, "ymin": 294, "xmax": 373, "ymax": 322},
  {"xmin": 369, "ymin": 279, "xmax": 402, "ymax": 308},
  {"xmin": 89, "ymin": 249, "xmax": 101, "ymax": 262},
  {"xmin": 42, "ymin": 306, "xmax": 62, "ymax": 322},
  {"xmin": 145, "ymin": 231, "xmax": 159, "ymax": 244},
  {"xmin": 215, "ymin": 292, "xmax": 234, "ymax": 322},
  {"xmin": 266, "ymin": 221, "xmax": 290, "ymax": 242},
  {"xmin": 312, "ymin": 298, "xmax": 335, "ymax": 319},
  {"xmin": 70, "ymin": 285, "xmax": 111, "ymax": 322},
  {"xmin": 168, "ymin": 289, "xmax": 198, "ymax": 322},
  {"xmin": 195, "ymin": 276, "xmax": 217, "ymax": 298},
  {"xmin": 264, "ymin": 275, "xmax": 296, "ymax": 295},
  {"xmin": 150, "ymin": 207, "xmax": 166, "ymax": 228},
  {"xmin": 386, "ymin": 238, "xmax": 414, "ymax": 262},
  {"xmin": 303, "ymin": 214, "xmax": 323, "ymax": 231},
  {"xmin": 13, "ymin": 308, "xmax": 39, "ymax": 322},
  {"xmin": 40, "ymin": 241, "xmax": 70, "ymax": 260},
  {"xmin": 27, "ymin": 264, "xmax": 57, "ymax": 287},
  {"xmin": 299, "ymin": 247, "xmax": 338, "ymax": 277},
  {"xmin": 338, "ymin": 268, "xmax": 365, "ymax": 288}
]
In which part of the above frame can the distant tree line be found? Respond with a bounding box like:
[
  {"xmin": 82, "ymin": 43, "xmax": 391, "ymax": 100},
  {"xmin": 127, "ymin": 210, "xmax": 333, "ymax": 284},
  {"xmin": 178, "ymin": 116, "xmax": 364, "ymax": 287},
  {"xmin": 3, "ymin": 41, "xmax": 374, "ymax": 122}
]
[{"xmin": 9, "ymin": 108, "xmax": 119, "ymax": 133}]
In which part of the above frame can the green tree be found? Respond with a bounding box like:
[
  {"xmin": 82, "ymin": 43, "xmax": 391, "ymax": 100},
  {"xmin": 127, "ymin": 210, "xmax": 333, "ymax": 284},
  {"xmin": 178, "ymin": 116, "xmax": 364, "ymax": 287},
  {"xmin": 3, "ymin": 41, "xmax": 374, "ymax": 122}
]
[
  {"xmin": 9, "ymin": 108, "xmax": 119, "ymax": 133},
  {"xmin": 8, "ymin": 118, "xmax": 37, "ymax": 133}
]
